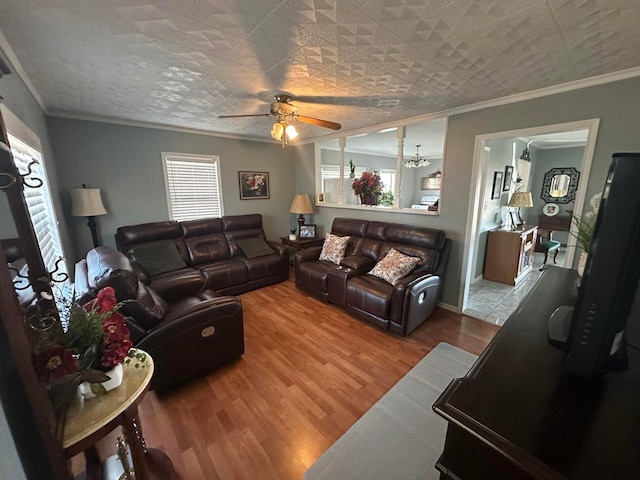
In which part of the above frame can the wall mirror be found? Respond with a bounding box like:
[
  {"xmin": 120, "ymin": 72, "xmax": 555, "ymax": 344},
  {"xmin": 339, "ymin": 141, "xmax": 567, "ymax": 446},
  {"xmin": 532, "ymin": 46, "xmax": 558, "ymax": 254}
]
[
  {"xmin": 315, "ymin": 117, "xmax": 446, "ymax": 214},
  {"xmin": 540, "ymin": 167, "xmax": 580, "ymax": 204}
]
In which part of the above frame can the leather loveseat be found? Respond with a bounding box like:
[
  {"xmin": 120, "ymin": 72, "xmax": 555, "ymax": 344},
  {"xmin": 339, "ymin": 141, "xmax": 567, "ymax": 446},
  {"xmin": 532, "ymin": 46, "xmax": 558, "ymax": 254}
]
[
  {"xmin": 295, "ymin": 218, "xmax": 451, "ymax": 337},
  {"xmin": 75, "ymin": 246, "xmax": 245, "ymax": 391}
]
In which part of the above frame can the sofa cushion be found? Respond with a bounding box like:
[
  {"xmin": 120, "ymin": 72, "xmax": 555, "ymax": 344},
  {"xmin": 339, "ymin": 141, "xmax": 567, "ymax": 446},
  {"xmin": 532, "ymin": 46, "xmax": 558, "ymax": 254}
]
[
  {"xmin": 368, "ymin": 248, "xmax": 420, "ymax": 285},
  {"xmin": 236, "ymin": 237, "xmax": 275, "ymax": 258},
  {"xmin": 319, "ymin": 233, "xmax": 350, "ymax": 265},
  {"xmin": 131, "ymin": 240, "xmax": 187, "ymax": 276},
  {"xmin": 346, "ymin": 275, "xmax": 393, "ymax": 319},
  {"xmin": 200, "ymin": 260, "xmax": 248, "ymax": 290},
  {"xmin": 241, "ymin": 254, "xmax": 286, "ymax": 280}
]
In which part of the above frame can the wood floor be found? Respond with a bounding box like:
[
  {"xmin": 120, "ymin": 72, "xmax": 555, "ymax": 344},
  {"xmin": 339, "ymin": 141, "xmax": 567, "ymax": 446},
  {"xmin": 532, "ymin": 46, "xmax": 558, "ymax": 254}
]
[{"xmin": 73, "ymin": 273, "xmax": 498, "ymax": 479}]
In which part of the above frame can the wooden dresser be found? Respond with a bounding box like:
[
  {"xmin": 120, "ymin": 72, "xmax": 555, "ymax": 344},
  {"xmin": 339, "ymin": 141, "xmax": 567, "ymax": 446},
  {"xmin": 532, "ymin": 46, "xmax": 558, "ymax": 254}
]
[{"xmin": 483, "ymin": 225, "xmax": 537, "ymax": 285}]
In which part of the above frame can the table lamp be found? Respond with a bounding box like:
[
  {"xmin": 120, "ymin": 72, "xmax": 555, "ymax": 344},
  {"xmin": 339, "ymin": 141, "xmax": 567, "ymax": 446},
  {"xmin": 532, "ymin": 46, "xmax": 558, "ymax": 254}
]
[
  {"xmin": 508, "ymin": 191, "xmax": 533, "ymax": 228},
  {"xmin": 289, "ymin": 194, "xmax": 314, "ymax": 235},
  {"xmin": 71, "ymin": 184, "xmax": 107, "ymax": 248}
]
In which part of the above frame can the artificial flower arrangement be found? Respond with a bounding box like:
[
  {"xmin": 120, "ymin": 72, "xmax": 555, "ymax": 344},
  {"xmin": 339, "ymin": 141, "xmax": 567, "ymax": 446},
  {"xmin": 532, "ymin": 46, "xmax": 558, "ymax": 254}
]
[
  {"xmin": 352, "ymin": 170, "xmax": 384, "ymax": 200},
  {"xmin": 33, "ymin": 286, "xmax": 144, "ymax": 413},
  {"xmin": 569, "ymin": 192, "xmax": 602, "ymax": 252}
]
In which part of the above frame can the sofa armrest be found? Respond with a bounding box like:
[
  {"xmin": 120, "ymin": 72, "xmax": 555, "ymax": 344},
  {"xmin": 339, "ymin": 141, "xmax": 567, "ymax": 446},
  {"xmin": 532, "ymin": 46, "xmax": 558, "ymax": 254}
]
[
  {"xmin": 390, "ymin": 273, "xmax": 441, "ymax": 336},
  {"xmin": 267, "ymin": 240, "xmax": 290, "ymax": 261},
  {"xmin": 136, "ymin": 296, "xmax": 244, "ymax": 391},
  {"xmin": 294, "ymin": 246, "xmax": 323, "ymax": 269}
]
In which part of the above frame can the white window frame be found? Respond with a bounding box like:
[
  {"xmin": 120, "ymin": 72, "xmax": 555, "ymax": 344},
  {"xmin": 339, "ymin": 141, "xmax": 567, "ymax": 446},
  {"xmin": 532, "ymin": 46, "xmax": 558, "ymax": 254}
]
[
  {"xmin": 161, "ymin": 152, "xmax": 224, "ymax": 221},
  {"xmin": 320, "ymin": 163, "xmax": 365, "ymax": 192},
  {"xmin": 1, "ymin": 105, "xmax": 67, "ymax": 278}
]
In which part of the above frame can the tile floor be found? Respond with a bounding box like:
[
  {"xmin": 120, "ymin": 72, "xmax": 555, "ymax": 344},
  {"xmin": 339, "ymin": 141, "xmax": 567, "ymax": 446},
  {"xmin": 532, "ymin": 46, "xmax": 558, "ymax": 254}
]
[{"xmin": 464, "ymin": 250, "xmax": 566, "ymax": 326}]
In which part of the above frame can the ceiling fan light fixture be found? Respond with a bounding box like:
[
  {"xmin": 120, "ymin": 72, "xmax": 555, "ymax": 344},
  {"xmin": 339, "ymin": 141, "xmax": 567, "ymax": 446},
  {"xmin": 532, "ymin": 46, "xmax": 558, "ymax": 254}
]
[
  {"xmin": 403, "ymin": 145, "xmax": 430, "ymax": 168},
  {"xmin": 271, "ymin": 122, "xmax": 284, "ymax": 141},
  {"xmin": 285, "ymin": 123, "xmax": 298, "ymax": 140}
]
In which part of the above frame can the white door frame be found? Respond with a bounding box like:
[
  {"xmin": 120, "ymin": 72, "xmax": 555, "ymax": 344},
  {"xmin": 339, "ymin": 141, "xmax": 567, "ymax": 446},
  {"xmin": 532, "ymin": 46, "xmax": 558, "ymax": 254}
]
[{"xmin": 458, "ymin": 118, "xmax": 600, "ymax": 312}]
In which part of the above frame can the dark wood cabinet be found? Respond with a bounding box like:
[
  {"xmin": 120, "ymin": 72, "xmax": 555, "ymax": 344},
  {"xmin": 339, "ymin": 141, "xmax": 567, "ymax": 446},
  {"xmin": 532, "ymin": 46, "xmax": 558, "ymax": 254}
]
[
  {"xmin": 483, "ymin": 225, "xmax": 537, "ymax": 285},
  {"xmin": 434, "ymin": 267, "xmax": 640, "ymax": 479}
]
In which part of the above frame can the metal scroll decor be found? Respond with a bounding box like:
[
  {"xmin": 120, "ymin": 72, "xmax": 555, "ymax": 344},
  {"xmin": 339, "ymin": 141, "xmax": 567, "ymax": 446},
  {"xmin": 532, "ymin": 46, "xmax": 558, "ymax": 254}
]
[{"xmin": 541, "ymin": 167, "xmax": 580, "ymax": 204}]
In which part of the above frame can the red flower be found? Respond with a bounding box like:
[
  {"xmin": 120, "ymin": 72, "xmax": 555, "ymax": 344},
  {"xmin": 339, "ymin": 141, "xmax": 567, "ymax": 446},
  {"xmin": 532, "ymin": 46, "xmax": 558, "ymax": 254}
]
[
  {"xmin": 34, "ymin": 347, "xmax": 79, "ymax": 383},
  {"xmin": 83, "ymin": 286, "xmax": 117, "ymax": 314},
  {"xmin": 101, "ymin": 338, "xmax": 132, "ymax": 368}
]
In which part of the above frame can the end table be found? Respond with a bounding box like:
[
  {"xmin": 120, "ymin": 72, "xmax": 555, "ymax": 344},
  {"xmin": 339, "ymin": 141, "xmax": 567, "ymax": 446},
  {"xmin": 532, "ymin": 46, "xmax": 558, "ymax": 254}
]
[{"xmin": 280, "ymin": 236, "xmax": 325, "ymax": 264}]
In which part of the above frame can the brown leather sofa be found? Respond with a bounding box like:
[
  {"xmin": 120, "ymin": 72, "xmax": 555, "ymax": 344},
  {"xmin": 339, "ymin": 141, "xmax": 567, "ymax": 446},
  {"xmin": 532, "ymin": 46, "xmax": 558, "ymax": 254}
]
[
  {"xmin": 75, "ymin": 246, "xmax": 245, "ymax": 391},
  {"xmin": 295, "ymin": 218, "xmax": 451, "ymax": 337},
  {"xmin": 114, "ymin": 214, "xmax": 289, "ymax": 297}
]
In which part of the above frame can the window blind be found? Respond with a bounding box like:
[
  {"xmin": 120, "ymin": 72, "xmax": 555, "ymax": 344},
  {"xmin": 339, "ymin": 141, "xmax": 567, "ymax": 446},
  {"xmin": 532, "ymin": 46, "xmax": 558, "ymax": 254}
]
[
  {"xmin": 320, "ymin": 164, "xmax": 365, "ymax": 192},
  {"xmin": 8, "ymin": 133, "xmax": 67, "ymax": 277},
  {"xmin": 162, "ymin": 153, "xmax": 223, "ymax": 222}
]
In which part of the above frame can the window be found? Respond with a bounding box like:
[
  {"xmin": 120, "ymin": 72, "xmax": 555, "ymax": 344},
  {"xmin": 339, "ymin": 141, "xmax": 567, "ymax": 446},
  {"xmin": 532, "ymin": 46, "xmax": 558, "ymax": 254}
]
[
  {"xmin": 7, "ymin": 132, "xmax": 67, "ymax": 278},
  {"xmin": 320, "ymin": 163, "xmax": 365, "ymax": 192},
  {"xmin": 379, "ymin": 168, "xmax": 396, "ymax": 193},
  {"xmin": 162, "ymin": 153, "xmax": 223, "ymax": 221}
]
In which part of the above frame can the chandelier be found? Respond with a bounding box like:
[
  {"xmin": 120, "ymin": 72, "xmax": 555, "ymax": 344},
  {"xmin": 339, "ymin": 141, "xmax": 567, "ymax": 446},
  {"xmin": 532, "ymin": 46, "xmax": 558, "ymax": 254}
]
[
  {"xmin": 271, "ymin": 119, "xmax": 298, "ymax": 146},
  {"xmin": 403, "ymin": 145, "xmax": 430, "ymax": 168}
]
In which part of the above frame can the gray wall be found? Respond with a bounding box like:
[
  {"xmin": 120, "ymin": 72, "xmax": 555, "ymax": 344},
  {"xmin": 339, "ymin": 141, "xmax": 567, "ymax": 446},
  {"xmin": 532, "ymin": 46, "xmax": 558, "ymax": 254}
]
[
  {"xmin": 47, "ymin": 117, "xmax": 306, "ymax": 263},
  {"xmin": 299, "ymin": 76, "xmax": 640, "ymax": 308}
]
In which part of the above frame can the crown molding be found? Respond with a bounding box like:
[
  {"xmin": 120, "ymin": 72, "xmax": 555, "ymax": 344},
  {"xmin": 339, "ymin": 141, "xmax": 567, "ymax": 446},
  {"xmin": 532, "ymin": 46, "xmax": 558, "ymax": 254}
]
[{"xmin": 0, "ymin": 28, "xmax": 46, "ymax": 111}]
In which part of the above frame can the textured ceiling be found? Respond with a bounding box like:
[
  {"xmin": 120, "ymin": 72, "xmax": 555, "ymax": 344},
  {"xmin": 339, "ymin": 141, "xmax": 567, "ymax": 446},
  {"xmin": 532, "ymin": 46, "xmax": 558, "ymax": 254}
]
[{"xmin": 1, "ymin": 0, "xmax": 639, "ymax": 143}]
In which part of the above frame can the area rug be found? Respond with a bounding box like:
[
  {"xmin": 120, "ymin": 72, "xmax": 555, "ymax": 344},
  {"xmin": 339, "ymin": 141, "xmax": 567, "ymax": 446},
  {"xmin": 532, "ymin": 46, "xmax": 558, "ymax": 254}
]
[{"xmin": 304, "ymin": 342, "xmax": 478, "ymax": 480}]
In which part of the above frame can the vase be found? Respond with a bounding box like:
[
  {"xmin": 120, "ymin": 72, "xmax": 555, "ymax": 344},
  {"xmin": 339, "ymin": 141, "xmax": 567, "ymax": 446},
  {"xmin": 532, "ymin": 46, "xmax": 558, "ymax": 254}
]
[
  {"xmin": 289, "ymin": 234, "xmax": 297, "ymax": 240},
  {"xmin": 79, "ymin": 363, "xmax": 124, "ymax": 399},
  {"xmin": 360, "ymin": 193, "xmax": 379, "ymax": 206}
]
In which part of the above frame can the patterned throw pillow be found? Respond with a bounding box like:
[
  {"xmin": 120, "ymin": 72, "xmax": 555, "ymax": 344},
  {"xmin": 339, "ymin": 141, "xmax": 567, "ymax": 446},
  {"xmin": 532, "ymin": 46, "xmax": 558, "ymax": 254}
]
[
  {"xmin": 319, "ymin": 233, "xmax": 350, "ymax": 265},
  {"xmin": 368, "ymin": 248, "xmax": 420, "ymax": 285}
]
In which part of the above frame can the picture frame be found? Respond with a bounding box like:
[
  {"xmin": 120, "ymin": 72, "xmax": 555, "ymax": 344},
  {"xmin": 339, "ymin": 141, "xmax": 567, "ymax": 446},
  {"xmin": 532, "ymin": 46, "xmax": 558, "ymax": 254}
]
[
  {"xmin": 299, "ymin": 224, "xmax": 316, "ymax": 238},
  {"xmin": 503, "ymin": 166, "xmax": 514, "ymax": 191},
  {"xmin": 420, "ymin": 176, "xmax": 441, "ymax": 190},
  {"xmin": 238, "ymin": 171, "xmax": 270, "ymax": 199},
  {"xmin": 317, "ymin": 192, "xmax": 325, "ymax": 204},
  {"xmin": 491, "ymin": 171, "xmax": 503, "ymax": 199}
]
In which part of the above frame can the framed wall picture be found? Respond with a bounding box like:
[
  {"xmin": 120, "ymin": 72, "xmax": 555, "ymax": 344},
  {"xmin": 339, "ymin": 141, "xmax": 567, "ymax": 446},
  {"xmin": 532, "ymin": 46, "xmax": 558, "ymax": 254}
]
[
  {"xmin": 317, "ymin": 192, "xmax": 325, "ymax": 204},
  {"xmin": 420, "ymin": 176, "xmax": 441, "ymax": 190},
  {"xmin": 503, "ymin": 165, "xmax": 514, "ymax": 191},
  {"xmin": 491, "ymin": 171, "xmax": 503, "ymax": 199},
  {"xmin": 299, "ymin": 224, "xmax": 316, "ymax": 238},
  {"xmin": 239, "ymin": 171, "xmax": 270, "ymax": 199}
]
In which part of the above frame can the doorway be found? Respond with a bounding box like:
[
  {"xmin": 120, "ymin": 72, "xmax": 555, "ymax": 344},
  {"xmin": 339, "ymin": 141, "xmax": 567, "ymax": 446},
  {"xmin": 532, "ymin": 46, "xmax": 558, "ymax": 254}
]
[{"xmin": 459, "ymin": 119, "xmax": 600, "ymax": 324}]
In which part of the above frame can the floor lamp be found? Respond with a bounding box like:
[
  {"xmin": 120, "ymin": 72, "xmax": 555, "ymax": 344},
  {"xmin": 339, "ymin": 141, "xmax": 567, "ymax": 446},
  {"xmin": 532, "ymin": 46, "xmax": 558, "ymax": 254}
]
[{"xmin": 71, "ymin": 185, "xmax": 107, "ymax": 248}]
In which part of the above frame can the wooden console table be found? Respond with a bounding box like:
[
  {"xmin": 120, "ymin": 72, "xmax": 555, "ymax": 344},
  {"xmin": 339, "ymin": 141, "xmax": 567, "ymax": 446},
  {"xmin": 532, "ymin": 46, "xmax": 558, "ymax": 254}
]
[
  {"xmin": 434, "ymin": 267, "xmax": 640, "ymax": 479},
  {"xmin": 63, "ymin": 350, "xmax": 174, "ymax": 480},
  {"xmin": 280, "ymin": 236, "xmax": 324, "ymax": 264},
  {"xmin": 483, "ymin": 225, "xmax": 537, "ymax": 285}
]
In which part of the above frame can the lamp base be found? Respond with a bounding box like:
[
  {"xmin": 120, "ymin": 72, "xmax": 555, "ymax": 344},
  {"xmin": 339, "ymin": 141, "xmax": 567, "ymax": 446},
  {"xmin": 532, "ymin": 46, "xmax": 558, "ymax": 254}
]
[{"xmin": 297, "ymin": 214, "xmax": 305, "ymax": 235}]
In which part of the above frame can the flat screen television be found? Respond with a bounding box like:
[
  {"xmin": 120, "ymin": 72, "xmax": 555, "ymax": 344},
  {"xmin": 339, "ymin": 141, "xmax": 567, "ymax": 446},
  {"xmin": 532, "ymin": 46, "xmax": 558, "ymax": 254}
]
[{"xmin": 548, "ymin": 152, "xmax": 640, "ymax": 379}]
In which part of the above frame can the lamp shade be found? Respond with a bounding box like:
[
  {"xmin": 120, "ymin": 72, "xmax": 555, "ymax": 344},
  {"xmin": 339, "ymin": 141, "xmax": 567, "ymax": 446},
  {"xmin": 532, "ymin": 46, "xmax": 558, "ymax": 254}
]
[
  {"xmin": 71, "ymin": 188, "xmax": 107, "ymax": 216},
  {"xmin": 289, "ymin": 194, "xmax": 314, "ymax": 214},
  {"xmin": 508, "ymin": 191, "xmax": 533, "ymax": 208}
]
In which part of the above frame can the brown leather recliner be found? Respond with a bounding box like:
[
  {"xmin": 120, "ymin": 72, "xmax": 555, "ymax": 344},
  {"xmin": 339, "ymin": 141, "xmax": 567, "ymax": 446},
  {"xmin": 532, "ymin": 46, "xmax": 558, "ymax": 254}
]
[
  {"xmin": 295, "ymin": 218, "xmax": 451, "ymax": 337},
  {"xmin": 75, "ymin": 246, "xmax": 244, "ymax": 391}
]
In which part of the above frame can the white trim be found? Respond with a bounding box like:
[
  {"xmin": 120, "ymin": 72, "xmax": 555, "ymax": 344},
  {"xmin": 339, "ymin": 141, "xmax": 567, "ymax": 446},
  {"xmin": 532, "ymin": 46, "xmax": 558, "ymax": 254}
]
[
  {"xmin": 0, "ymin": 104, "xmax": 42, "ymax": 151},
  {"xmin": 0, "ymin": 30, "xmax": 46, "ymax": 111},
  {"xmin": 460, "ymin": 118, "xmax": 600, "ymax": 312},
  {"xmin": 437, "ymin": 301, "xmax": 460, "ymax": 314}
]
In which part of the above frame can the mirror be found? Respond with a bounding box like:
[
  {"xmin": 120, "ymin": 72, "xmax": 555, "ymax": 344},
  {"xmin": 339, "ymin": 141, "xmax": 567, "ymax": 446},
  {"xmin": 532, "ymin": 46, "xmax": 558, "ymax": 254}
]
[
  {"xmin": 316, "ymin": 118, "xmax": 446, "ymax": 214},
  {"xmin": 541, "ymin": 167, "xmax": 580, "ymax": 204}
]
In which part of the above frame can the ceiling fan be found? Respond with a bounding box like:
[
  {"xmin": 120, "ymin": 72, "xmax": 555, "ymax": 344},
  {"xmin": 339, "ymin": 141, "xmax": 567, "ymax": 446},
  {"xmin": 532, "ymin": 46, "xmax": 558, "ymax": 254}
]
[{"xmin": 218, "ymin": 94, "xmax": 341, "ymax": 146}]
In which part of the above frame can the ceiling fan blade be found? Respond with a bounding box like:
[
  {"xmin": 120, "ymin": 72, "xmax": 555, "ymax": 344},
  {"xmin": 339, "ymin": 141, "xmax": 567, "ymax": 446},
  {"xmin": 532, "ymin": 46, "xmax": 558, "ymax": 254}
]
[
  {"xmin": 218, "ymin": 113, "xmax": 272, "ymax": 119},
  {"xmin": 295, "ymin": 115, "xmax": 341, "ymax": 130}
]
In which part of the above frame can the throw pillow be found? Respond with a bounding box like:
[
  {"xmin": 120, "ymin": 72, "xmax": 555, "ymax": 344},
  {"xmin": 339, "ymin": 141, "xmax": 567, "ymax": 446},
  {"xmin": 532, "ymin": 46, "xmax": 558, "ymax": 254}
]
[
  {"xmin": 368, "ymin": 248, "xmax": 420, "ymax": 285},
  {"xmin": 235, "ymin": 237, "xmax": 275, "ymax": 259},
  {"xmin": 131, "ymin": 240, "xmax": 187, "ymax": 277},
  {"xmin": 319, "ymin": 233, "xmax": 350, "ymax": 265}
]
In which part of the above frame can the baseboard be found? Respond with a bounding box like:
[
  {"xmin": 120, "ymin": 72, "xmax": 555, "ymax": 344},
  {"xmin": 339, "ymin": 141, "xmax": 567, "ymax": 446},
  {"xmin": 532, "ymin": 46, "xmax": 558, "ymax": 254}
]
[
  {"xmin": 437, "ymin": 302, "xmax": 460, "ymax": 314},
  {"xmin": 472, "ymin": 274, "xmax": 483, "ymax": 284}
]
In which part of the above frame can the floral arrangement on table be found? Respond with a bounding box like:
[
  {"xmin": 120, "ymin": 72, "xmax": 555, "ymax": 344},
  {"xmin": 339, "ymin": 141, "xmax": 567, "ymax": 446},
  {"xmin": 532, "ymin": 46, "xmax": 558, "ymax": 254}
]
[
  {"xmin": 352, "ymin": 170, "xmax": 384, "ymax": 205},
  {"xmin": 33, "ymin": 286, "xmax": 144, "ymax": 413}
]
